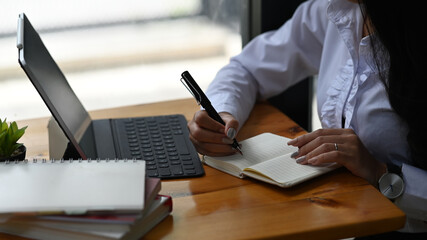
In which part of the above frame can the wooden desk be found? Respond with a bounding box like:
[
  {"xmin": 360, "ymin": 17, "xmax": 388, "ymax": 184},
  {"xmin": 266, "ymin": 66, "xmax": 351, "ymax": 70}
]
[{"xmin": 8, "ymin": 98, "xmax": 405, "ymax": 240}]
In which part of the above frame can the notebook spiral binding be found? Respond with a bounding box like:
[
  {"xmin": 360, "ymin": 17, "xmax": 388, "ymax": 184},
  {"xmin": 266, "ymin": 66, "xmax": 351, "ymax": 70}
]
[{"xmin": 1, "ymin": 158, "xmax": 139, "ymax": 164}]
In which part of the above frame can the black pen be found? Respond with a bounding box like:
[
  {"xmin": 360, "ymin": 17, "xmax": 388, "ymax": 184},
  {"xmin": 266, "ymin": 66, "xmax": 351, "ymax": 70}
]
[{"xmin": 180, "ymin": 71, "xmax": 243, "ymax": 155}]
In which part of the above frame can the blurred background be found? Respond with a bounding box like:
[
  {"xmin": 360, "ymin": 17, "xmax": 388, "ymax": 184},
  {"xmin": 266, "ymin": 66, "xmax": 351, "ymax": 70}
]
[{"xmin": 0, "ymin": 0, "xmax": 242, "ymax": 121}]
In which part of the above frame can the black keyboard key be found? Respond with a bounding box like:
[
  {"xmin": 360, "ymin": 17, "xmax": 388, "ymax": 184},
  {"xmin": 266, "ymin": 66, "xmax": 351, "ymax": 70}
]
[
  {"xmin": 171, "ymin": 166, "xmax": 184, "ymax": 175},
  {"xmin": 147, "ymin": 170, "xmax": 159, "ymax": 177},
  {"xmin": 131, "ymin": 151, "xmax": 141, "ymax": 156},
  {"xmin": 143, "ymin": 152, "xmax": 154, "ymax": 157},
  {"xmin": 183, "ymin": 165, "xmax": 195, "ymax": 169},
  {"xmin": 129, "ymin": 142, "xmax": 139, "ymax": 147},
  {"xmin": 181, "ymin": 155, "xmax": 192, "ymax": 161},
  {"xmin": 183, "ymin": 161, "xmax": 194, "ymax": 166},
  {"xmin": 158, "ymin": 159, "xmax": 168, "ymax": 164},
  {"xmin": 173, "ymin": 135, "xmax": 189, "ymax": 155},
  {"xmin": 156, "ymin": 155, "xmax": 167, "ymax": 159},
  {"xmin": 184, "ymin": 170, "xmax": 196, "ymax": 175},
  {"xmin": 155, "ymin": 151, "xmax": 165, "ymax": 155},
  {"xmin": 159, "ymin": 168, "xmax": 171, "ymax": 177},
  {"xmin": 147, "ymin": 165, "xmax": 157, "ymax": 170}
]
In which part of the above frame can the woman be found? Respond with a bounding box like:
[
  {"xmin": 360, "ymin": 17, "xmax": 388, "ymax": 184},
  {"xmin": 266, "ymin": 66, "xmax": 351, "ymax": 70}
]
[{"xmin": 187, "ymin": 0, "xmax": 427, "ymax": 237}]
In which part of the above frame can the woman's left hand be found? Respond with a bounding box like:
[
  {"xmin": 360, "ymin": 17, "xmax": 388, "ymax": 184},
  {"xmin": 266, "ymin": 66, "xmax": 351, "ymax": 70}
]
[{"xmin": 287, "ymin": 128, "xmax": 386, "ymax": 186}]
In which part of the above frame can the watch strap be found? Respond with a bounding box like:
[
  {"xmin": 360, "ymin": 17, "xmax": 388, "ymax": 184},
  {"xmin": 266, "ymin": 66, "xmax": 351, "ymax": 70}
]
[{"xmin": 386, "ymin": 163, "xmax": 402, "ymax": 175}]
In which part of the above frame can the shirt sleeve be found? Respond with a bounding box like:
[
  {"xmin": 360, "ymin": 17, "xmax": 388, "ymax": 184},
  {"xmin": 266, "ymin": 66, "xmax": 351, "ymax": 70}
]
[
  {"xmin": 206, "ymin": 0, "xmax": 328, "ymax": 127},
  {"xmin": 395, "ymin": 164, "xmax": 427, "ymax": 231}
]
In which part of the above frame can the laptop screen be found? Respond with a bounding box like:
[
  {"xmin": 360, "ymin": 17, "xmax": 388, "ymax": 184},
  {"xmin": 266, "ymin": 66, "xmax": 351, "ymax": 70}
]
[{"xmin": 17, "ymin": 13, "xmax": 96, "ymax": 159}]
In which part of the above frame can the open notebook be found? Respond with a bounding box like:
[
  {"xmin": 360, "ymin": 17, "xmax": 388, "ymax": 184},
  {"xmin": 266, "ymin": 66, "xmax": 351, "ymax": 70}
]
[{"xmin": 202, "ymin": 133, "xmax": 339, "ymax": 188}]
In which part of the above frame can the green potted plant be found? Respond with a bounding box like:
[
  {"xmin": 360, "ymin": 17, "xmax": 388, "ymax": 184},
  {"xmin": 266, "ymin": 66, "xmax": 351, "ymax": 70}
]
[{"xmin": 0, "ymin": 118, "xmax": 27, "ymax": 161}]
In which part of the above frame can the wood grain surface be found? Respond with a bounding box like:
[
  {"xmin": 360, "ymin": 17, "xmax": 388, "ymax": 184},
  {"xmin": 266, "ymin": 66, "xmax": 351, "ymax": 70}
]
[{"xmin": 3, "ymin": 98, "xmax": 404, "ymax": 240}]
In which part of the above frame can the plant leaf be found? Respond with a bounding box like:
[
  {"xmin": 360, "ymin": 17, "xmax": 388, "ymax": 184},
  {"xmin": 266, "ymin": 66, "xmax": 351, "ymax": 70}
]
[
  {"xmin": 0, "ymin": 130, "xmax": 6, "ymax": 141},
  {"xmin": 0, "ymin": 121, "xmax": 7, "ymax": 133},
  {"xmin": 11, "ymin": 122, "xmax": 18, "ymax": 134},
  {"xmin": 11, "ymin": 127, "xmax": 26, "ymax": 143},
  {"xmin": 0, "ymin": 130, "xmax": 4, "ymax": 157}
]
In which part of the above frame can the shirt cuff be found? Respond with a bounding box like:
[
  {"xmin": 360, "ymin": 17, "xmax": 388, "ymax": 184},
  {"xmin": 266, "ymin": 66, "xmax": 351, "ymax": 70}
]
[{"xmin": 394, "ymin": 164, "xmax": 427, "ymax": 226}]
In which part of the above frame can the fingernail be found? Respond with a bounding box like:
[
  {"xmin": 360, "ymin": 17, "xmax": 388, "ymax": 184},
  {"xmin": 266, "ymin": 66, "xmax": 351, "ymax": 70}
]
[
  {"xmin": 291, "ymin": 151, "xmax": 299, "ymax": 159},
  {"xmin": 296, "ymin": 156, "xmax": 306, "ymax": 164},
  {"xmin": 227, "ymin": 128, "xmax": 236, "ymax": 139},
  {"xmin": 222, "ymin": 138, "xmax": 234, "ymax": 144}
]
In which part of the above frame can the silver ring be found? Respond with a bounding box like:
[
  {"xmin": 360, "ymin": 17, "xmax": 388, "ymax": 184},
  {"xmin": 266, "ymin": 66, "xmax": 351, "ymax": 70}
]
[{"xmin": 334, "ymin": 143, "xmax": 338, "ymax": 151}]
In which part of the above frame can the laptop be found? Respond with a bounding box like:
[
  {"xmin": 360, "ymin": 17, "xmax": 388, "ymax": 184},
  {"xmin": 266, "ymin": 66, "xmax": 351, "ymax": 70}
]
[{"xmin": 16, "ymin": 13, "xmax": 204, "ymax": 179}]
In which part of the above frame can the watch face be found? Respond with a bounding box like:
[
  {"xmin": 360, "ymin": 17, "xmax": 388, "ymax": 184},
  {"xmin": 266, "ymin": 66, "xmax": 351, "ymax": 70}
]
[{"xmin": 379, "ymin": 173, "xmax": 404, "ymax": 199}]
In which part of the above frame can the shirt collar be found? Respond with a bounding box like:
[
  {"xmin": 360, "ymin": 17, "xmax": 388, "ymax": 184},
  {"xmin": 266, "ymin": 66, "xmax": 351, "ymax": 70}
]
[
  {"xmin": 327, "ymin": 0, "xmax": 359, "ymax": 23},
  {"xmin": 327, "ymin": 0, "xmax": 365, "ymax": 73}
]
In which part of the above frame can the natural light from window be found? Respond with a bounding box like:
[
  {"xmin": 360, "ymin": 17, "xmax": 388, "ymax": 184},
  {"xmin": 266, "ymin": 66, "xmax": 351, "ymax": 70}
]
[{"xmin": 0, "ymin": 0, "xmax": 242, "ymax": 121}]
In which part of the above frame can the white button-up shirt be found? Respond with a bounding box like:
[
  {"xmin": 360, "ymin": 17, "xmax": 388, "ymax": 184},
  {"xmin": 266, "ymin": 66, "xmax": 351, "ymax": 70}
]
[{"xmin": 206, "ymin": 0, "xmax": 427, "ymax": 232}]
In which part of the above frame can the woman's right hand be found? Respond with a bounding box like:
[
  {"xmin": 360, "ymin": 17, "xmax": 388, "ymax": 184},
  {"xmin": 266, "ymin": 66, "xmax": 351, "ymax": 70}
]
[{"xmin": 187, "ymin": 110, "xmax": 240, "ymax": 157}]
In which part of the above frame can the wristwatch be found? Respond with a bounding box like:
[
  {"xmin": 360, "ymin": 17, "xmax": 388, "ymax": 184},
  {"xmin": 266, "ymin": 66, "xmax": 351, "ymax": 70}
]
[{"xmin": 378, "ymin": 163, "xmax": 405, "ymax": 200}]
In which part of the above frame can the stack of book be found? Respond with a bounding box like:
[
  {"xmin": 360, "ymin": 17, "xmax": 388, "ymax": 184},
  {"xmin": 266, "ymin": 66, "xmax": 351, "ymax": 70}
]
[{"xmin": 0, "ymin": 159, "xmax": 171, "ymax": 240}]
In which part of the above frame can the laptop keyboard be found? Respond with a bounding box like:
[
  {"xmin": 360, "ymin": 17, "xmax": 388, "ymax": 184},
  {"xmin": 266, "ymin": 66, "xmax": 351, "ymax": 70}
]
[{"xmin": 117, "ymin": 114, "xmax": 204, "ymax": 179}]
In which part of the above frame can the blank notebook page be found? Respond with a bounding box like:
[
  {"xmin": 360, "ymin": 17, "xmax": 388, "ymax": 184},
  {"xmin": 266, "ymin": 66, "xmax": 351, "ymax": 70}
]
[
  {"xmin": 0, "ymin": 160, "xmax": 145, "ymax": 214},
  {"xmin": 247, "ymin": 155, "xmax": 333, "ymax": 184},
  {"xmin": 241, "ymin": 133, "xmax": 297, "ymax": 163}
]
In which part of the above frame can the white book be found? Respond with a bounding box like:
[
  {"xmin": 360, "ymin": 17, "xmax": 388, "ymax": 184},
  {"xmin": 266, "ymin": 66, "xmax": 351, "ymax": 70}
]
[
  {"xmin": 0, "ymin": 159, "xmax": 145, "ymax": 216},
  {"xmin": 203, "ymin": 133, "xmax": 339, "ymax": 188}
]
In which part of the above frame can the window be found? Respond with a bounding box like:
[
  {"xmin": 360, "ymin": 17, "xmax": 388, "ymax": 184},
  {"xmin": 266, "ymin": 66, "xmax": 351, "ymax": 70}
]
[{"xmin": 0, "ymin": 0, "xmax": 241, "ymax": 121}]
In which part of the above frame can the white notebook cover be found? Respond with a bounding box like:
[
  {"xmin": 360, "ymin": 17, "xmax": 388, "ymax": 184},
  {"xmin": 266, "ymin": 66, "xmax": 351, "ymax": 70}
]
[{"xmin": 0, "ymin": 159, "xmax": 146, "ymax": 215}]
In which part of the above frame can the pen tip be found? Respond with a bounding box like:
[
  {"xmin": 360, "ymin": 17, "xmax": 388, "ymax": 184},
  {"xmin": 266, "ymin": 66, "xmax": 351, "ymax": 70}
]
[
  {"xmin": 237, "ymin": 148, "xmax": 243, "ymax": 155},
  {"xmin": 232, "ymin": 140, "xmax": 242, "ymax": 155}
]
